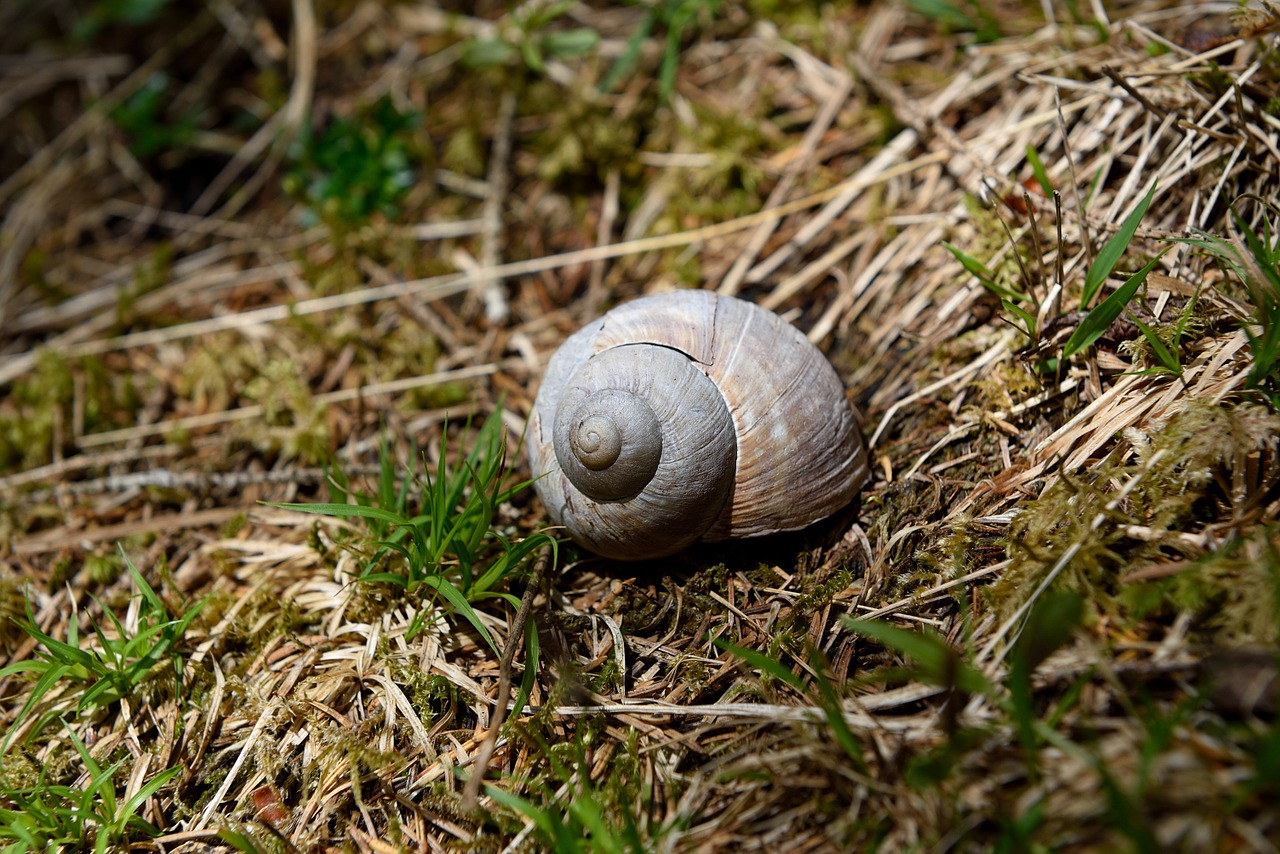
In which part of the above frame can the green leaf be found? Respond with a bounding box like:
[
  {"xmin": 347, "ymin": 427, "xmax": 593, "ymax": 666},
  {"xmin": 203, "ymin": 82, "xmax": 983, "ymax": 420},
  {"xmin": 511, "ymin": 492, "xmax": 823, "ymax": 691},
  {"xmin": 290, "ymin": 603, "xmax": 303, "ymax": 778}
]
[
  {"xmin": 598, "ymin": 11, "xmax": 655, "ymax": 94},
  {"xmin": 1081, "ymin": 182, "xmax": 1158, "ymax": 309},
  {"xmin": 271, "ymin": 501, "xmax": 408, "ymax": 526},
  {"xmin": 946, "ymin": 242, "xmax": 995, "ymax": 284},
  {"xmin": 906, "ymin": 0, "xmax": 977, "ymax": 30},
  {"xmin": 1011, "ymin": 590, "xmax": 1084, "ymax": 678},
  {"xmin": 945, "ymin": 242, "xmax": 1027, "ymax": 301},
  {"xmin": 540, "ymin": 28, "xmax": 599, "ymax": 59},
  {"xmin": 116, "ymin": 766, "xmax": 180, "ymax": 832},
  {"xmin": 217, "ymin": 825, "xmax": 266, "ymax": 853},
  {"xmin": 461, "ymin": 38, "xmax": 517, "ymax": 69},
  {"xmin": 1064, "ymin": 252, "xmax": 1165, "ymax": 357},
  {"xmin": 1126, "ymin": 310, "xmax": 1181, "ymax": 377},
  {"xmin": 1004, "ymin": 300, "xmax": 1037, "ymax": 338},
  {"xmin": 512, "ymin": 612, "xmax": 540, "ymax": 719},
  {"xmin": 807, "ymin": 647, "xmax": 865, "ymax": 768},
  {"xmin": 421, "ymin": 576, "xmax": 498, "ymax": 652}
]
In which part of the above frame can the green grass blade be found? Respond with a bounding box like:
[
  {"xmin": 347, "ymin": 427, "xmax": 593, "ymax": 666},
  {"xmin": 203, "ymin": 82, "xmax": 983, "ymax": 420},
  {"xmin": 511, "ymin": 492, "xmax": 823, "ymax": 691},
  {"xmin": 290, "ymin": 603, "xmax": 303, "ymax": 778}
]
[
  {"xmin": 844, "ymin": 618, "xmax": 992, "ymax": 695},
  {"xmin": 1125, "ymin": 310, "xmax": 1181, "ymax": 376},
  {"xmin": 806, "ymin": 644, "xmax": 864, "ymax": 768},
  {"xmin": 566, "ymin": 791, "xmax": 623, "ymax": 854},
  {"xmin": 1080, "ymin": 182, "xmax": 1157, "ymax": 309},
  {"xmin": 1004, "ymin": 300, "xmax": 1037, "ymax": 338},
  {"xmin": 481, "ymin": 782, "xmax": 562, "ymax": 840},
  {"xmin": 598, "ymin": 10, "xmax": 653, "ymax": 94},
  {"xmin": 421, "ymin": 576, "xmax": 497, "ymax": 652},
  {"xmin": 270, "ymin": 501, "xmax": 407, "ymax": 526},
  {"xmin": 116, "ymin": 765, "xmax": 179, "ymax": 832},
  {"xmin": 512, "ymin": 613, "xmax": 539, "ymax": 720},
  {"xmin": 2, "ymin": 663, "xmax": 72, "ymax": 753},
  {"xmin": 1064, "ymin": 252, "xmax": 1164, "ymax": 357},
  {"xmin": 714, "ymin": 638, "xmax": 806, "ymax": 693},
  {"xmin": 1026, "ymin": 144, "xmax": 1053, "ymax": 196}
]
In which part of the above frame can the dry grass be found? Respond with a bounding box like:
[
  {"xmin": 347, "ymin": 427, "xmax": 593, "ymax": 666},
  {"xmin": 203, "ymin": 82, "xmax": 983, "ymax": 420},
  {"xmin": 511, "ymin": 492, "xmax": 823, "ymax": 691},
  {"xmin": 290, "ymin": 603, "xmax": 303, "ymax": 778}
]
[{"xmin": 2, "ymin": 0, "xmax": 1280, "ymax": 850}]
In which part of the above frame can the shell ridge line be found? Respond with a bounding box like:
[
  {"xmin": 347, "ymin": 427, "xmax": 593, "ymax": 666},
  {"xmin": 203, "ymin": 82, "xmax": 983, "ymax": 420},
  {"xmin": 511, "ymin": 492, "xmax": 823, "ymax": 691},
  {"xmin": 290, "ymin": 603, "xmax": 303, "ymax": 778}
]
[
  {"xmin": 705, "ymin": 292, "xmax": 721, "ymax": 368},
  {"xmin": 599, "ymin": 340, "xmax": 710, "ymax": 367},
  {"xmin": 718, "ymin": 303, "xmax": 758, "ymax": 423}
]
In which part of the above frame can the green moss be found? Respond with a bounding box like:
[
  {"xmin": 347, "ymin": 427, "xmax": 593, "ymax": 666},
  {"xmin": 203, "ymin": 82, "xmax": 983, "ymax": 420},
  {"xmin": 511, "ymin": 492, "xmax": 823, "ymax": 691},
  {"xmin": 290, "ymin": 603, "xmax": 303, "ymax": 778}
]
[
  {"xmin": 656, "ymin": 105, "xmax": 770, "ymax": 226},
  {"xmin": 992, "ymin": 401, "xmax": 1280, "ymax": 642},
  {"xmin": 0, "ymin": 349, "xmax": 143, "ymax": 472},
  {"xmin": 528, "ymin": 83, "xmax": 645, "ymax": 186},
  {"xmin": 239, "ymin": 359, "xmax": 329, "ymax": 465},
  {"xmin": 85, "ymin": 551, "xmax": 125, "ymax": 586}
]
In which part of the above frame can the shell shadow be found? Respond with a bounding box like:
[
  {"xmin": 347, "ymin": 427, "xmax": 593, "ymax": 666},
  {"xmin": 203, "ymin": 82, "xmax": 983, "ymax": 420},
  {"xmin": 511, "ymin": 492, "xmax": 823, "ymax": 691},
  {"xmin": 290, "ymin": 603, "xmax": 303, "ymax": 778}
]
[{"xmin": 583, "ymin": 492, "xmax": 864, "ymax": 580}]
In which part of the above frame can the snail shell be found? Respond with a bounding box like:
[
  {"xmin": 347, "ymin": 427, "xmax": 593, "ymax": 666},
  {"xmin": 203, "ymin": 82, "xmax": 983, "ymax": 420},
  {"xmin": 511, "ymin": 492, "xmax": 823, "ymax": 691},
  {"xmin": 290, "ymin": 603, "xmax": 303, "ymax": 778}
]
[{"xmin": 527, "ymin": 290, "xmax": 869, "ymax": 560}]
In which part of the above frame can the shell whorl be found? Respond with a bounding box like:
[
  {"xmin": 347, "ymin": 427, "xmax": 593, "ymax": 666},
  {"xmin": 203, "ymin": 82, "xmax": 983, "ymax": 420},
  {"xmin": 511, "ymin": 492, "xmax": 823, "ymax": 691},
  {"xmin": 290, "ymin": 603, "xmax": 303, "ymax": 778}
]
[{"xmin": 555, "ymin": 389, "xmax": 662, "ymax": 501}]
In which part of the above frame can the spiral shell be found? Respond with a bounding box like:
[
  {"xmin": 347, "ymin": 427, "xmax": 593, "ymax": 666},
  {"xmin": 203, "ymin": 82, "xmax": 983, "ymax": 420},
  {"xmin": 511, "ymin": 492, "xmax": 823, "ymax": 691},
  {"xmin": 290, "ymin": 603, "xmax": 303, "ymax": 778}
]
[{"xmin": 528, "ymin": 290, "xmax": 869, "ymax": 560}]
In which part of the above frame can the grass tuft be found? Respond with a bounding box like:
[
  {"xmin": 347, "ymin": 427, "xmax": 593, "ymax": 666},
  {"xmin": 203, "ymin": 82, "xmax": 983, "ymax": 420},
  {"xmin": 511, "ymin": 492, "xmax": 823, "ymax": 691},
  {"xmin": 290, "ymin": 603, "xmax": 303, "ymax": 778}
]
[{"xmin": 274, "ymin": 413, "xmax": 555, "ymax": 651}]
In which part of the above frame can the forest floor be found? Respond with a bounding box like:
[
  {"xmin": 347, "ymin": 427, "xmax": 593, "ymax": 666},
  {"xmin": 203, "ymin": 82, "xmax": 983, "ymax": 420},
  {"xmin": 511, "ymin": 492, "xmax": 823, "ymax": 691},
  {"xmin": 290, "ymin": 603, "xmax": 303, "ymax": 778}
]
[{"xmin": 1, "ymin": 0, "xmax": 1280, "ymax": 850}]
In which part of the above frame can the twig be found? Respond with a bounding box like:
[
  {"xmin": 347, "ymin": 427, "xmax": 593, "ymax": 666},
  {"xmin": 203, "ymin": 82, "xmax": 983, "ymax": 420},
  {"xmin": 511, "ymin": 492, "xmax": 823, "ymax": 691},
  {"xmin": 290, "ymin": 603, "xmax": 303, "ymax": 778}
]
[{"xmin": 461, "ymin": 544, "xmax": 554, "ymax": 810}]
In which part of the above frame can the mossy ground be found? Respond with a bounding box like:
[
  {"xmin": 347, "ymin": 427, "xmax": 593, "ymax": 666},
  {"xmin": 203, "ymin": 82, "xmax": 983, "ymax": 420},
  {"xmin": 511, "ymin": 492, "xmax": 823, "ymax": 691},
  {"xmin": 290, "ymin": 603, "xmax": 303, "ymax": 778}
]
[{"xmin": 2, "ymin": 0, "xmax": 1280, "ymax": 850}]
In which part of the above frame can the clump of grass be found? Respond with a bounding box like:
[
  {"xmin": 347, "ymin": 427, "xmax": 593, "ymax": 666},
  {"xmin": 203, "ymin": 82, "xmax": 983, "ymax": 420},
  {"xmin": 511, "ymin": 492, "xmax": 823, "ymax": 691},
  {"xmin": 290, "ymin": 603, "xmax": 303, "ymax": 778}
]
[
  {"xmin": 0, "ymin": 723, "xmax": 179, "ymax": 851},
  {"xmin": 1062, "ymin": 183, "xmax": 1163, "ymax": 358},
  {"xmin": 460, "ymin": 3, "xmax": 599, "ymax": 75},
  {"xmin": 948, "ymin": 179, "xmax": 1166, "ymax": 368},
  {"xmin": 600, "ymin": 0, "xmax": 724, "ymax": 102},
  {"xmin": 0, "ymin": 551, "xmax": 204, "ymax": 752},
  {"xmin": 276, "ymin": 413, "xmax": 555, "ymax": 652},
  {"xmin": 0, "ymin": 552, "xmax": 194, "ymax": 849},
  {"xmin": 283, "ymin": 96, "xmax": 426, "ymax": 229},
  {"xmin": 476, "ymin": 723, "xmax": 678, "ymax": 852},
  {"xmin": 1182, "ymin": 201, "xmax": 1280, "ymax": 408}
]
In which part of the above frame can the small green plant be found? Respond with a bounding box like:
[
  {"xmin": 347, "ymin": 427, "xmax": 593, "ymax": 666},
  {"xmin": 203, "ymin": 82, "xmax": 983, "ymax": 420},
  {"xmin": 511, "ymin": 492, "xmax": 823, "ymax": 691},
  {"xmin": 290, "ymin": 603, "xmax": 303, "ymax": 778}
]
[
  {"xmin": 109, "ymin": 71, "xmax": 198, "ymax": 158},
  {"xmin": 1063, "ymin": 182, "xmax": 1162, "ymax": 357},
  {"xmin": 74, "ymin": 0, "xmax": 173, "ymax": 40},
  {"xmin": 1078, "ymin": 183, "xmax": 1158, "ymax": 311},
  {"xmin": 1004, "ymin": 590, "xmax": 1085, "ymax": 777},
  {"xmin": 600, "ymin": 0, "xmax": 724, "ymax": 101},
  {"xmin": 461, "ymin": 2, "xmax": 599, "ymax": 74},
  {"xmin": 1025, "ymin": 144, "xmax": 1054, "ymax": 197},
  {"xmin": 1063, "ymin": 252, "xmax": 1166, "ymax": 358},
  {"xmin": 842, "ymin": 603, "xmax": 1087, "ymax": 843},
  {"xmin": 950, "ymin": 182, "xmax": 1166, "ymax": 360},
  {"xmin": 1122, "ymin": 287, "xmax": 1200, "ymax": 380},
  {"xmin": 473, "ymin": 726, "xmax": 674, "ymax": 852},
  {"xmin": 904, "ymin": 0, "xmax": 1000, "ymax": 42},
  {"xmin": 945, "ymin": 242, "xmax": 1040, "ymax": 342},
  {"xmin": 283, "ymin": 96, "xmax": 424, "ymax": 228},
  {"xmin": 1182, "ymin": 201, "xmax": 1280, "ymax": 406},
  {"xmin": 0, "ymin": 724, "xmax": 179, "ymax": 852},
  {"xmin": 276, "ymin": 414, "xmax": 555, "ymax": 652},
  {"xmin": 0, "ymin": 552, "xmax": 203, "ymax": 753}
]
